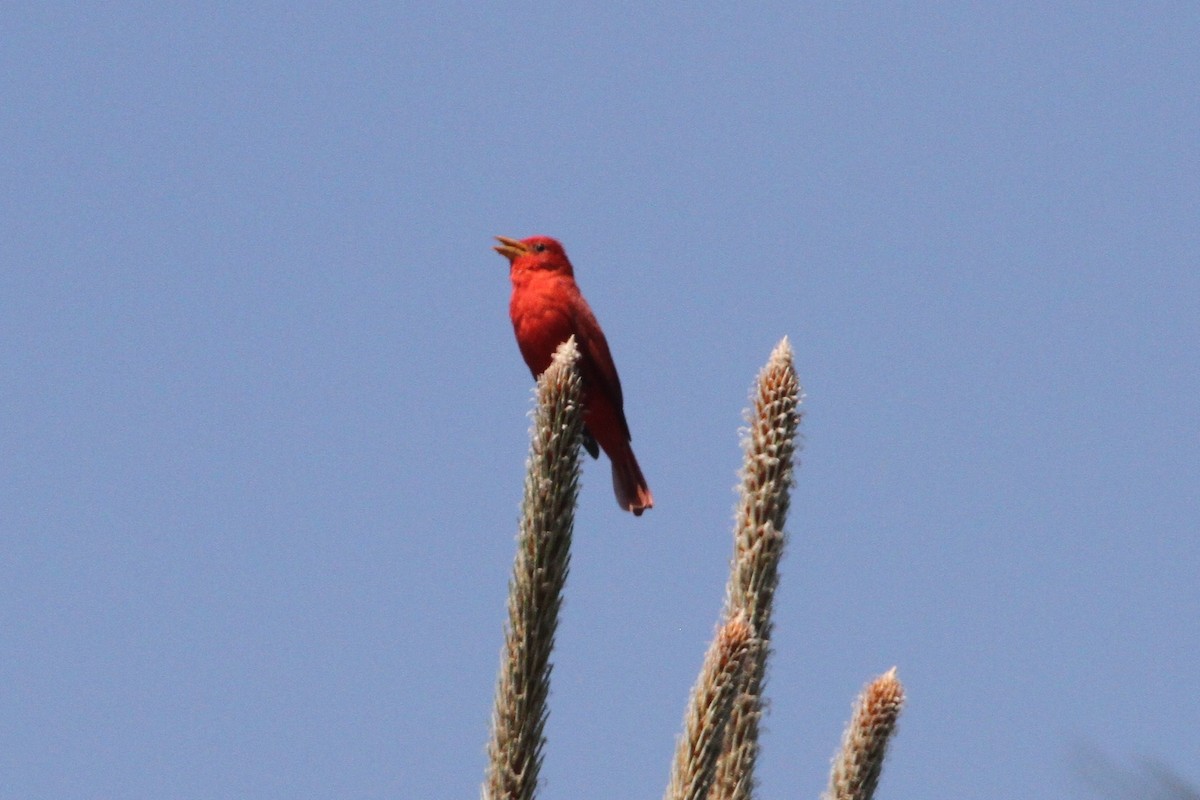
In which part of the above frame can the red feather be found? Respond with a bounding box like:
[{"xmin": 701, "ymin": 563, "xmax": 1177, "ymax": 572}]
[{"xmin": 497, "ymin": 235, "xmax": 653, "ymax": 516}]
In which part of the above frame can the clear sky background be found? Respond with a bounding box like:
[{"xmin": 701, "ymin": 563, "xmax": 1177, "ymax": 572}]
[{"xmin": 2, "ymin": 5, "xmax": 1197, "ymax": 799}]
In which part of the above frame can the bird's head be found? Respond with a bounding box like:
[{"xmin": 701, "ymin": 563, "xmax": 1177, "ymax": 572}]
[{"xmin": 494, "ymin": 235, "xmax": 574, "ymax": 278}]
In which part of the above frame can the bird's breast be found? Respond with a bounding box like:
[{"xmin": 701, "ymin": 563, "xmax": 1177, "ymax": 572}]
[{"xmin": 510, "ymin": 279, "xmax": 579, "ymax": 376}]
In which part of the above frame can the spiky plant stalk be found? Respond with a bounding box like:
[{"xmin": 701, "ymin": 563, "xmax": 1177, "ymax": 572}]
[
  {"xmin": 483, "ymin": 338, "xmax": 584, "ymax": 800},
  {"xmin": 824, "ymin": 669, "xmax": 905, "ymax": 800},
  {"xmin": 665, "ymin": 612, "xmax": 754, "ymax": 800},
  {"xmin": 712, "ymin": 337, "xmax": 803, "ymax": 800}
]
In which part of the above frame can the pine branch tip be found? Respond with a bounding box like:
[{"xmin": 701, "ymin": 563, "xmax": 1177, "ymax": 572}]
[
  {"xmin": 823, "ymin": 671, "xmax": 906, "ymax": 800},
  {"xmin": 550, "ymin": 335, "xmax": 580, "ymax": 368},
  {"xmin": 769, "ymin": 335, "xmax": 794, "ymax": 366},
  {"xmin": 483, "ymin": 332, "xmax": 584, "ymax": 800}
]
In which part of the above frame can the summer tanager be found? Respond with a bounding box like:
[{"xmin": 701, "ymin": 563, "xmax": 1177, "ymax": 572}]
[{"xmin": 495, "ymin": 235, "xmax": 653, "ymax": 516}]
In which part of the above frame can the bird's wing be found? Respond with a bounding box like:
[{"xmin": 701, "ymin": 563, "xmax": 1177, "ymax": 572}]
[
  {"xmin": 572, "ymin": 296, "xmax": 633, "ymax": 443},
  {"xmin": 581, "ymin": 429, "xmax": 600, "ymax": 459}
]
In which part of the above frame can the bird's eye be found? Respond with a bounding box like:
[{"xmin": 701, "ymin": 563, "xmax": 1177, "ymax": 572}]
[{"xmin": 533, "ymin": 242, "xmax": 546, "ymax": 253}]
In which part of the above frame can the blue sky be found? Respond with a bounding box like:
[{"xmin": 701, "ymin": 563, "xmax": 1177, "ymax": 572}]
[{"xmin": 2, "ymin": 4, "xmax": 1197, "ymax": 799}]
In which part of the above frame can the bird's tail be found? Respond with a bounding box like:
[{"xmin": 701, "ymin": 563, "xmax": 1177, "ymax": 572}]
[{"xmin": 611, "ymin": 445, "xmax": 653, "ymax": 516}]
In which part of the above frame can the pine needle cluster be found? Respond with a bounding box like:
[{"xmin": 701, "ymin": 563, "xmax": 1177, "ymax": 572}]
[{"xmin": 482, "ymin": 337, "xmax": 904, "ymax": 800}]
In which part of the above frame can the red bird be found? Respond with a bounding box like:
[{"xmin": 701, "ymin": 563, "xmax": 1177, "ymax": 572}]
[{"xmin": 495, "ymin": 235, "xmax": 653, "ymax": 516}]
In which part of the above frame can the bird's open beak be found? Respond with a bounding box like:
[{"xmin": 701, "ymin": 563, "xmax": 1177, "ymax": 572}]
[{"xmin": 493, "ymin": 235, "xmax": 528, "ymax": 262}]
